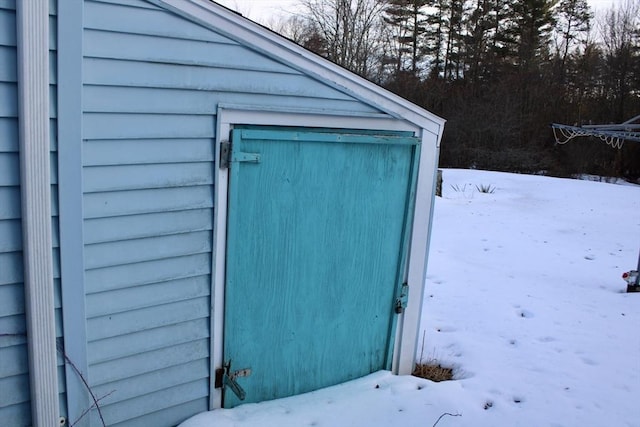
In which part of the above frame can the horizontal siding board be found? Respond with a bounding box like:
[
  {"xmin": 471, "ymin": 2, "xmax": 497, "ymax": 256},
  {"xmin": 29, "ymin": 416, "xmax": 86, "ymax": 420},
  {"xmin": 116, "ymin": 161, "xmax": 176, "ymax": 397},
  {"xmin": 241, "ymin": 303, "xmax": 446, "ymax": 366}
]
[
  {"xmin": 0, "ymin": 118, "xmax": 18, "ymax": 152},
  {"xmin": 52, "ymin": 247, "xmax": 60, "ymax": 279},
  {"xmin": 83, "ymin": 185, "xmax": 213, "ymax": 218},
  {"xmin": 84, "ymin": 253, "xmax": 211, "ymax": 293},
  {"xmin": 83, "ymin": 85, "xmax": 380, "ymax": 116},
  {"xmin": 0, "ymin": 83, "xmax": 16, "ymax": 116},
  {"xmin": 89, "ymin": 339, "xmax": 209, "ymax": 386},
  {"xmin": 0, "ymin": 344, "xmax": 28, "ymax": 377},
  {"xmin": 0, "ymin": 250, "xmax": 58, "ymax": 285},
  {"xmin": 49, "ymin": 14, "xmax": 56, "ymax": 49},
  {"xmin": 85, "ymin": 0, "xmax": 233, "ymax": 43},
  {"xmin": 0, "ymin": 47, "xmax": 16, "ymax": 82},
  {"xmin": 0, "ymin": 283, "xmax": 24, "ymax": 317},
  {"xmin": 99, "ymin": 378, "xmax": 209, "ymax": 426},
  {"xmin": 0, "ymin": 9, "xmax": 16, "ymax": 47},
  {"xmin": 86, "ymin": 297, "xmax": 210, "ymax": 341},
  {"xmin": 84, "ymin": 208, "xmax": 212, "ymax": 245},
  {"xmin": 50, "ymin": 119, "xmax": 57, "ymax": 151},
  {"xmin": 91, "ymin": 0, "xmax": 162, "ymax": 11},
  {"xmin": 0, "ymin": 187, "xmax": 20, "ymax": 219},
  {"xmin": 0, "ymin": 401, "xmax": 30, "ymax": 427},
  {"xmin": 0, "ymin": 314, "xmax": 25, "ymax": 340},
  {"xmin": 51, "ymin": 183, "xmax": 58, "ymax": 216},
  {"xmin": 83, "ymin": 162, "xmax": 213, "ymax": 193},
  {"xmin": 0, "ymin": 218, "xmax": 21, "ymax": 252},
  {"xmin": 0, "ymin": 152, "xmax": 57, "ymax": 185},
  {"xmin": 86, "ymin": 275, "xmax": 210, "ymax": 318},
  {"xmin": 53, "ymin": 279, "xmax": 61, "ymax": 309},
  {"xmin": 49, "ymin": 84, "xmax": 57, "ymax": 118},
  {"xmin": 84, "ymin": 137, "xmax": 214, "ymax": 166},
  {"xmin": 110, "ymin": 398, "xmax": 208, "ymax": 427},
  {"xmin": 84, "ymin": 230, "xmax": 212, "ymax": 270},
  {"xmin": 83, "ymin": 58, "xmax": 355, "ymax": 101},
  {"xmin": 92, "ymin": 359, "xmax": 209, "ymax": 407},
  {"xmin": 88, "ymin": 318, "xmax": 209, "ymax": 365},
  {"xmin": 50, "ymin": 153, "xmax": 57, "ymax": 183},
  {"xmin": 0, "ymin": 374, "xmax": 30, "ymax": 407},
  {"xmin": 0, "ymin": 85, "xmax": 56, "ymax": 118},
  {"xmin": 0, "ymin": 252, "xmax": 22, "ymax": 286},
  {"xmin": 57, "ymin": 365, "xmax": 65, "ymax": 390},
  {"xmin": 0, "ymin": 153, "xmax": 19, "ymax": 185},
  {"xmin": 0, "ymin": 218, "xmax": 59, "ymax": 256},
  {"xmin": 83, "ymin": 113, "xmax": 214, "ymax": 140},
  {"xmin": 48, "ymin": 50, "xmax": 56, "ymax": 84},
  {"xmin": 54, "ymin": 308, "xmax": 63, "ymax": 338},
  {"xmin": 52, "ymin": 216, "xmax": 59, "ymax": 248},
  {"xmin": 84, "ymin": 29, "xmax": 297, "ymax": 74}
]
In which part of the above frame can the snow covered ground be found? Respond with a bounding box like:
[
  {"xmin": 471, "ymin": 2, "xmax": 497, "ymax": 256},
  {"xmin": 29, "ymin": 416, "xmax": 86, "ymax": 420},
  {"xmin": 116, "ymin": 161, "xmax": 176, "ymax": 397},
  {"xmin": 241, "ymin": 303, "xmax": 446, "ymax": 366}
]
[{"xmin": 180, "ymin": 169, "xmax": 640, "ymax": 427}]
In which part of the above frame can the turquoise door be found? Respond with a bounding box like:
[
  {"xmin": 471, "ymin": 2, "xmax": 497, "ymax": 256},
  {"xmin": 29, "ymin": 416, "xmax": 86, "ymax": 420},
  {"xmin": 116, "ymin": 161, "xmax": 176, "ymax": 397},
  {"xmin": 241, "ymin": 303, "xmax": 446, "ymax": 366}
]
[{"xmin": 222, "ymin": 127, "xmax": 419, "ymax": 407}]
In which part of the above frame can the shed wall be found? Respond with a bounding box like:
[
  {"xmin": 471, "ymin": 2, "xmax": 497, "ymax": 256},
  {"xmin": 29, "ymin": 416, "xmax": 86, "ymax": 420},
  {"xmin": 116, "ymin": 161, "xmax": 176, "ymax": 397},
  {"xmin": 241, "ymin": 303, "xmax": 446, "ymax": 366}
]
[
  {"xmin": 0, "ymin": 0, "xmax": 66, "ymax": 424},
  {"xmin": 80, "ymin": 1, "xmax": 385, "ymax": 425}
]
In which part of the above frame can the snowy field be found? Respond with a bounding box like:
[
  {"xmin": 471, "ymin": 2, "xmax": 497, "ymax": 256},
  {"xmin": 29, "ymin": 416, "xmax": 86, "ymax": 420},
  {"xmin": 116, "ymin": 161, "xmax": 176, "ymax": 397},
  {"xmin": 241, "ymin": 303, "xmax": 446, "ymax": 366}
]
[{"xmin": 181, "ymin": 169, "xmax": 640, "ymax": 427}]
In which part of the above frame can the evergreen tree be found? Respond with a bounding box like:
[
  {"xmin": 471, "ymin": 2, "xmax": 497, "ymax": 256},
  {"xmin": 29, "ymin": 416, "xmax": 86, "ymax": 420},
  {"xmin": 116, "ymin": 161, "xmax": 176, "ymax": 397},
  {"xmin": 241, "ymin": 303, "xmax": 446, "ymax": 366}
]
[
  {"xmin": 554, "ymin": 0, "xmax": 592, "ymax": 73},
  {"xmin": 383, "ymin": 0, "xmax": 429, "ymax": 74}
]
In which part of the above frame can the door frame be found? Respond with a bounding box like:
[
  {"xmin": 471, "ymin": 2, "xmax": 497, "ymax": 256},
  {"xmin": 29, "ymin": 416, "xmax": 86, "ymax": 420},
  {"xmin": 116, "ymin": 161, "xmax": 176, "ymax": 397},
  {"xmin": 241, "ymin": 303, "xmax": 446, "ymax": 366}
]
[{"xmin": 209, "ymin": 104, "xmax": 440, "ymax": 409}]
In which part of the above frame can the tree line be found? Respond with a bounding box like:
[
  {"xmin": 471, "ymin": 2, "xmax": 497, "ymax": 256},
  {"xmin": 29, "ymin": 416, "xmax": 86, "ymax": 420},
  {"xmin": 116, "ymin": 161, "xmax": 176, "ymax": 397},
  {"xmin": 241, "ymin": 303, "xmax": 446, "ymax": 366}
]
[{"xmin": 273, "ymin": 0, "xmax": 640, "ymax": 180}]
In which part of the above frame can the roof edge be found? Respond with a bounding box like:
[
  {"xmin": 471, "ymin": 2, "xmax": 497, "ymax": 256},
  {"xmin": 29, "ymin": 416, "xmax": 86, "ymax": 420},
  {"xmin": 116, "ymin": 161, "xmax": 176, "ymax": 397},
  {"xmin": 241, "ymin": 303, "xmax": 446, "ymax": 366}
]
[{"xmin": 149, "ymin": 0, "xmax": 446, "ymax": 136}]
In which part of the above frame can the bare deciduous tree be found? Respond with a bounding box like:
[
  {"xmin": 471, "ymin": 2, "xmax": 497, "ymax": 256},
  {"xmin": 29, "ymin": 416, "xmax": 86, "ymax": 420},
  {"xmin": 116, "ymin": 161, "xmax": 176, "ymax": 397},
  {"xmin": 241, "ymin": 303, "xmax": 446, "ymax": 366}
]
[{"xmin": 299, "ymin": 0, "xmax": 388, "ymax": 78}]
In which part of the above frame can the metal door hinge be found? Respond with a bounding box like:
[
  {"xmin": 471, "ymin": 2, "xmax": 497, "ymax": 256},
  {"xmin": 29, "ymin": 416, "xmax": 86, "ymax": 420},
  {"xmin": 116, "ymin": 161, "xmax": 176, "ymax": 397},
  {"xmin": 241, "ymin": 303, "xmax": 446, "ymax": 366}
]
[
  {"xmin": 219, "ymin": 141, "xmax": 261, "ymax": 170},
  {"xmin": 394, "ymin": 282, "xmax": 409, "ymax": 314},
  {"xmin": 215, "ymin": 361, "xmax": 251, "ymax": 401}
]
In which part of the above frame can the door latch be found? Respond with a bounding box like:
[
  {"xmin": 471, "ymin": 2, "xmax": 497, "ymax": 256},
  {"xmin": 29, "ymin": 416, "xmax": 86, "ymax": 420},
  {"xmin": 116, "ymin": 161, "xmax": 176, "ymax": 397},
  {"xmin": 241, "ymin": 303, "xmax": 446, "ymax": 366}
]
[
  {"xmin": 394, "ymin": 282, "xmax": 409, "ymax": 314},
  {"xmin": 215, "ymin": 361, "xmax": 251, "ymax": 401},
  {"xmin": 219, "ymin": 141, "xmax": 261, "ymax": 170}
]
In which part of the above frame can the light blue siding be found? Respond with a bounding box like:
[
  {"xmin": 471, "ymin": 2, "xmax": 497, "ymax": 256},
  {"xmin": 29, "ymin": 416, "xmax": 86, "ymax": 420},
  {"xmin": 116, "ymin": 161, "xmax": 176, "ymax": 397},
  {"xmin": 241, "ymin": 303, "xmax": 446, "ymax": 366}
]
[
  {"xmin": 0, "ymin": 3, "xmax": 30, "ymax": 425},
  {"xmin": 79, "ymin": 0, "xmax": 386, "ymax": 424},
  {"xmin": 50, "ymin": 3, "xmax": 68, "ymax": 420}
]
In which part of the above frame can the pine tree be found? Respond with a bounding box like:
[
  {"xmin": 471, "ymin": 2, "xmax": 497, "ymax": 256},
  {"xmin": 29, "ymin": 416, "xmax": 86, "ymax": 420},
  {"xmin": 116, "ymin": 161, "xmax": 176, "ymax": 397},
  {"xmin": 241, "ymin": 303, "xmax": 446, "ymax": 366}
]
[{"xmin": 383, "ymin": 0, "xmax": 429, "ymax": 74}]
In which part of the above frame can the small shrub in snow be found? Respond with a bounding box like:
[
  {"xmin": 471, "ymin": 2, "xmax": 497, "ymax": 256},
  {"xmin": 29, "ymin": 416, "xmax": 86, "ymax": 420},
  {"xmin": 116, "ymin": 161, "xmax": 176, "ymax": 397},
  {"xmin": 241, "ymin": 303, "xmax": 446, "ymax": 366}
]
[{"xmin": 412, "ymin": 361, "xmax": 454, "ymax": 382}]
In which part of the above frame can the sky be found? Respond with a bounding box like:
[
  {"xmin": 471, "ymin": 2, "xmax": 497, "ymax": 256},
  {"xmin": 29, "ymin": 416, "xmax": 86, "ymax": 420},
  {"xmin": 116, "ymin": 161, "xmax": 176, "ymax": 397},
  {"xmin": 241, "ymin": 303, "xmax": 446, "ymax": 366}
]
[
  {"xmin": 179, "ymin": 169, "xmax": 640, "ymax": 427},
  {"xmin": 214, "ymin": 0, "xmax": 623, "ymax": 24}
]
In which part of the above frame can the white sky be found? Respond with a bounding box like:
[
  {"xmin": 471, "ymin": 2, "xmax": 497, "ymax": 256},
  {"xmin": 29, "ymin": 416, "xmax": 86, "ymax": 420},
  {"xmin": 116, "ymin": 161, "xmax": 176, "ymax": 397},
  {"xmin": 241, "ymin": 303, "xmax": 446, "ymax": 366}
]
[{"xmin": 214, "ymin": 0, "xmax": 622, "ymax": 24}]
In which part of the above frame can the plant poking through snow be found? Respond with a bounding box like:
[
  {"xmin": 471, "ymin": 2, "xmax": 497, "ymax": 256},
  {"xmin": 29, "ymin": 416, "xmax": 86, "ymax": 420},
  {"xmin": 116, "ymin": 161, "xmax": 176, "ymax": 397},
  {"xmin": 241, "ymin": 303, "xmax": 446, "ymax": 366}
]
[
  {"xmin": 413, "ymin": 361, "xmax": 454, "ymax": 382},
  {"xmin": 450, "ymin": 183, "xmax": 467, "ymax": 192},
  {"xmin": 475, "ymin": 184, "xmax": 496, "ymax": 194},
  {"xmin": 413, "ymin": 331, "xmax": 455, "ymax": 382}
]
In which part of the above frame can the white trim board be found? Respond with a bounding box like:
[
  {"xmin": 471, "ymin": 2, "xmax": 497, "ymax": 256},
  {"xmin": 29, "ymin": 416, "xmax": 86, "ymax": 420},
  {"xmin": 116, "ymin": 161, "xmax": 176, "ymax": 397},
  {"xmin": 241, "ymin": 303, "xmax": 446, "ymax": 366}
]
[
  {"xmin": 16, "ymin": 0, "xmax": 60, "ymax": 425},
  {"xmin": 210, "ymin": 106, "xmax": 439, "ymax": 408}
]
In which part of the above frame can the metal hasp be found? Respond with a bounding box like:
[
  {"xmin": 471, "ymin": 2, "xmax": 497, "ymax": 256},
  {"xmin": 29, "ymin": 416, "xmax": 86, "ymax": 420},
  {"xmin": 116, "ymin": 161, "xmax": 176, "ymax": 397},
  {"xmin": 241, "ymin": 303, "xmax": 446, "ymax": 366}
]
[
  {"xmin": 395, "ymin": 283, "xmax": 409, "ymax": 314},
  {"xmin": 219, "ymin": 141, "xmax": 261, "ymax": 169},
  {"xmin": 215, "ymin": 361, "xmax": 252, "ymax": 401}
]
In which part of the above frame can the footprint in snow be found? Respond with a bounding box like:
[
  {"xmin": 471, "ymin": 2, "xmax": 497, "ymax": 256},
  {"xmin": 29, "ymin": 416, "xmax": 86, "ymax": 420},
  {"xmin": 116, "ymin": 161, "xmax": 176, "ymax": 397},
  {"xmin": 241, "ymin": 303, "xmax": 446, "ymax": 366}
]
[
  {"xmin": 581, "ymin": 357, "xmax": 598, "ymax": 366},
  {"xmin": 518, "ymin": 309, "xmax": 534, "ymax": 318},
  {"xmin": 584, "ymin": 254, "xmax": 595, "ymax": 260},
  {"xmin": 512, "ymin": 396, "xmax": 524, "ymax": 405}
]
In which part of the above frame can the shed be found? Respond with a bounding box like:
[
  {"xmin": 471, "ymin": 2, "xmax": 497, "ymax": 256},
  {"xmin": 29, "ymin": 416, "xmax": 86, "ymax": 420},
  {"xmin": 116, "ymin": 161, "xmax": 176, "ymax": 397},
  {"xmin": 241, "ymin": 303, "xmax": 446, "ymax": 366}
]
[{"xmin": 0, "ymin": 0, "xmax": 445, "ymax": 425}]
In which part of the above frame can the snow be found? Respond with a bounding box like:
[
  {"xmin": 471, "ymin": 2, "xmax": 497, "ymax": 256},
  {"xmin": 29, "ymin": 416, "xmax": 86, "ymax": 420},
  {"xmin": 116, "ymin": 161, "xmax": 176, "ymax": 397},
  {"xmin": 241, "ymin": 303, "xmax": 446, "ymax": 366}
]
[{"xmin": 180, "ymin": 169, "xmax": 640, "ymax": 427}]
